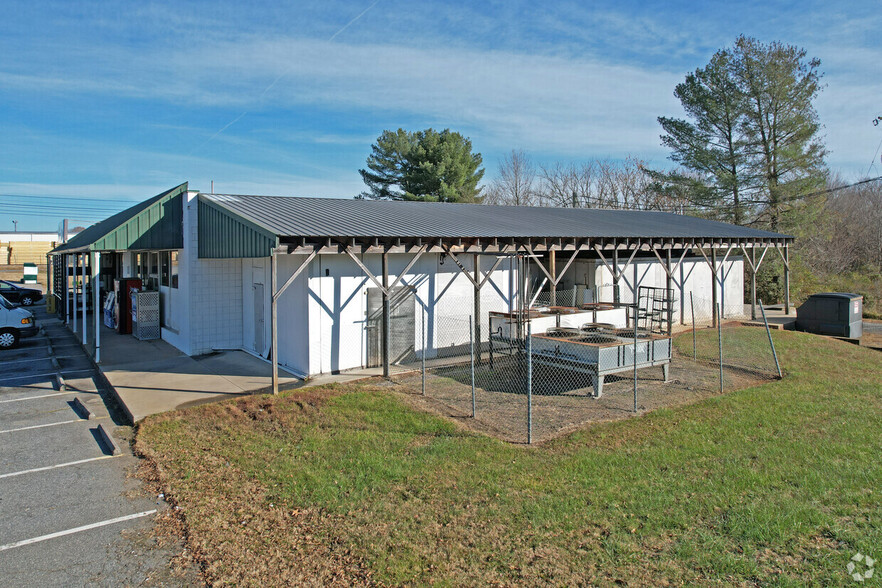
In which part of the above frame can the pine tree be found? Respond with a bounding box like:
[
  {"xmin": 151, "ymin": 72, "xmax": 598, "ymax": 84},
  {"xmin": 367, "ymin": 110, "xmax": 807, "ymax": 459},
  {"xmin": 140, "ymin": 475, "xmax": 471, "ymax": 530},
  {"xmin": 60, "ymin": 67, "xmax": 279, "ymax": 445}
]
[
  {"xmin": 658, "ymin": 49, "xmax": 756, "ymax": 224},
  {"xmin": 732, "ymin": 35, "xmax": 827, "ymax": 231},
  {"xmin": 656, "ymin": 37, "xmax": 827, "ymax": 229},
  {"xmin": 359, "ymin": 128, "xmax": 484, "ymax": 202}
]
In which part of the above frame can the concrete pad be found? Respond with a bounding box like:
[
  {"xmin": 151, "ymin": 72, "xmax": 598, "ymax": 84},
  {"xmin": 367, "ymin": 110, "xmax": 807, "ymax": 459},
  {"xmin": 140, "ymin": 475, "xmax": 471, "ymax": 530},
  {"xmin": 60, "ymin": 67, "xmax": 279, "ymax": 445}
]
[
  {"xmin": 96, "ymin": 325, "xmax": 185, "ymax": 367},
  {"xmin": 192, "ymin": 351, "xmax": 301, "ymax": 395},
  {"xmin": 100, "ymin": 351, "xmax": 301, "ymax": 422}
]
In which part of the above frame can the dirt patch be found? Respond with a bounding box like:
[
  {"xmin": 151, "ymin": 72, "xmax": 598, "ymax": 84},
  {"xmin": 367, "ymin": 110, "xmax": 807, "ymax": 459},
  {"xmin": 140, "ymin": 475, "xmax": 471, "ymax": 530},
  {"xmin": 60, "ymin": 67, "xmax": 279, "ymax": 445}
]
[{"xmin": 391, "ymin": 328, "xmax": 779, "ymax": 444}]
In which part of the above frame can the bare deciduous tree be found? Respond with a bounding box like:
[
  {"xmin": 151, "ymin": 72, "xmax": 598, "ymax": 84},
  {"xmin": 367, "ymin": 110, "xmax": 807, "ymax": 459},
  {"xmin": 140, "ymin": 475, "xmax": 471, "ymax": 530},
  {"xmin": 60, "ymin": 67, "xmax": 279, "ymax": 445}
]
[{"xmin": 485, "ymin": 150, "xmax": 538, "ymax": 206}]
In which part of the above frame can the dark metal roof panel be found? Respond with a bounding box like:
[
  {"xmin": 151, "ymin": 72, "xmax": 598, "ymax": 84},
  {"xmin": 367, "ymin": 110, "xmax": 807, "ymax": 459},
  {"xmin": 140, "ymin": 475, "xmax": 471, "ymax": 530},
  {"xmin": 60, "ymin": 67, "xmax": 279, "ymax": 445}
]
[
  {"xmin": 51, "ymin": 184, "xmax": 187, "ymax": 254},
  {"xmin": 202, "ymin": 193, "xmax": 793, "ymax": 241}
]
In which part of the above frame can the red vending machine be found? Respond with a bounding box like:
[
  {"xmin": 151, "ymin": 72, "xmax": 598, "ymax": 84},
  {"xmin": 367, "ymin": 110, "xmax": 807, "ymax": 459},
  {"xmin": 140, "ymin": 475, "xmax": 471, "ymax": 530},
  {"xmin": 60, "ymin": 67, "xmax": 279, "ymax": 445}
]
[{"xmin": 113, "ymin": 278, "xmax": 142, "ymax": 333}]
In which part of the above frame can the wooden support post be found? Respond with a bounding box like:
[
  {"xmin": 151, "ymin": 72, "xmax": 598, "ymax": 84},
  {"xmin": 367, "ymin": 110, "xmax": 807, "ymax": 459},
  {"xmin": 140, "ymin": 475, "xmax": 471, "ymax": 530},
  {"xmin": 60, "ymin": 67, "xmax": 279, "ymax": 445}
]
[
  {"xmin": 271, "ymin": 248, "xmax": 316, "ymax": 393},
  {"xmin": 474, "ymin": 254, "xmax": 481, "ymax": 364},
  {"xmin": 711, "ymin": 247, "xmax": 718, "ymax": 328},
  {"xmin": 549, "ymin": 249, "xmax": 556, "ymax": 306},
  {"xmin": 271, "ymin": 250, "xmax": 278, "ymax": 394},
  {"xmin": 633, "ymin": 259, "xmax": 639, "ymax": 304},
  {"xmin": 750, "ymin": 248, "xmax": 757, "ymax": 320},
  {"xmin": 382, "ymin": 250, "xmax": 390, "ymax": 378},
  {"xmin": 665, "ymin": 248, "xmax": 673, "ymax": 335},
  {"xmin": 93, "ymin": 252, "xmax": 100, "ymax": 363},
  {"xmin": 783, "ymin": 245, "xmax": 791, "ymax": 315},
  {"xmin": 612, "ymin": 247, "xmax": 620, "ymax": 305}
]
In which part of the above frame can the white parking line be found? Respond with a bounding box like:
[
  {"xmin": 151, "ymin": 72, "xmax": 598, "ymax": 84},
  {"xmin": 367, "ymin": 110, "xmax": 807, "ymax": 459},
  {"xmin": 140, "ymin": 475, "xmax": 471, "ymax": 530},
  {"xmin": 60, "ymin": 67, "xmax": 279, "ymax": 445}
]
[
  {"xmin": 1, "ymin": 355, "xmax": 84, "ymax": 365},
  {"xmin": 0, "ymin": 416, "xmax": 106, "ymax": 434},
  {"xmin": 0, "ymin": 391, "xmax": 77, "ymax": 404},
  {"xmin": 0, "ymin": 510, "xmax": 157, "ymax": 552},
  {"xmin": 0, "ymin": 455, "xmax": 121, "ymax": 479},
  {"xmin": 0, "ymin": 369, "xmax": 93, "ymax": 385}
]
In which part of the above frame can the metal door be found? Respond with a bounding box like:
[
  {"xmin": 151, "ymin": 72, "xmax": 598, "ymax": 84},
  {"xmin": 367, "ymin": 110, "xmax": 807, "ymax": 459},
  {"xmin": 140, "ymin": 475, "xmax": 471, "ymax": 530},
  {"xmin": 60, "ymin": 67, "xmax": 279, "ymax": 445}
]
[
  {"xmin": 366, "ymin": 286, "xmax": 415, "ymax": 368},
  {"xmin": 253, "ymin": 283, "xmax": 265, "ymax": 355}
]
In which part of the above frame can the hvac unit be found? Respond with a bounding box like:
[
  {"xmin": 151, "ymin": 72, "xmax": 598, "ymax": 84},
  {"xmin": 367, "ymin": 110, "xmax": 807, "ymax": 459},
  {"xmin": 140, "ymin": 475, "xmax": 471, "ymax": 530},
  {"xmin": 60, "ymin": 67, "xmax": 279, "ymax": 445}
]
[
  {"xmin": 132, "ymin": 290, "xmax": 161, "ymax": 340},
  {"xmin": 796, "ymin": 293, "xmax": 863, "ymax": 339}
]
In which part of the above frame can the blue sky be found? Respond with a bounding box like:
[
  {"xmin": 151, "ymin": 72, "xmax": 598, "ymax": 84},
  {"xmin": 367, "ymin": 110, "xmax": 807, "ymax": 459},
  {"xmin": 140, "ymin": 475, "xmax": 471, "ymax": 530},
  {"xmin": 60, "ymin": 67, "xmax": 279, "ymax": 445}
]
[{"xmin": 1, "ymin": 0, "xmax": 880, "ymax": 230}]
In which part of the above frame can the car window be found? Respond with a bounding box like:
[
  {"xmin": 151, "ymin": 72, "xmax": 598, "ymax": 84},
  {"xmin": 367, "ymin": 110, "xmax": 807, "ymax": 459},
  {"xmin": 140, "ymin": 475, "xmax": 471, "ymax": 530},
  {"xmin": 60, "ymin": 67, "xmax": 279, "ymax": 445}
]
[
  {"xmin": 0, "ymin": 283, "xmax": 12, "ymax": 290},
  {"xmin": 0, "ymin": 296, "xmax": 11, "ymax": 309}
]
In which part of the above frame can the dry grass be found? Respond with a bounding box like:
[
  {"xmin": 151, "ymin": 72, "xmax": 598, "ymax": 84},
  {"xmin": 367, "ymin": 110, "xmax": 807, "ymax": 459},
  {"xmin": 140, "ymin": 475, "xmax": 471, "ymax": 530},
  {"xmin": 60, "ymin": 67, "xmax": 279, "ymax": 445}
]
[{"xmin": 136, "ymin": 330, "xmax": 882, "ymax": 586}]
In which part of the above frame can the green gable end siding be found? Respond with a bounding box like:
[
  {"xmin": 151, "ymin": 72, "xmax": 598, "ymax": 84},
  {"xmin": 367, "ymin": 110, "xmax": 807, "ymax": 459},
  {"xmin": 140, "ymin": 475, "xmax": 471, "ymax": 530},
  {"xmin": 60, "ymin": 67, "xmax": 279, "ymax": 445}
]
[
  {"xmin": 50, "ymin": 183, "xmax": 187, "ymax": 254},
  {"xmin": 198, "ymin": 197, "xmax": 277, "ymax": 259},
  {"xmin": 92, "ymin": 190, "xmax": 183, "ymax": 251}
]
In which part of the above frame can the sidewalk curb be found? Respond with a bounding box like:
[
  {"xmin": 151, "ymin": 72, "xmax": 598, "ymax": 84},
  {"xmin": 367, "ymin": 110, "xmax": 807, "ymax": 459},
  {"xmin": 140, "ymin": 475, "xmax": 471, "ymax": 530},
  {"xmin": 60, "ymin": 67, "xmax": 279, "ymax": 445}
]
[
  {"xmin": 97, "ymin": 423, "xmax": 121, "ymax": 456},
  {"xmin": 66, "ymin": 326, "xmax": 135, "ymax": 426}
]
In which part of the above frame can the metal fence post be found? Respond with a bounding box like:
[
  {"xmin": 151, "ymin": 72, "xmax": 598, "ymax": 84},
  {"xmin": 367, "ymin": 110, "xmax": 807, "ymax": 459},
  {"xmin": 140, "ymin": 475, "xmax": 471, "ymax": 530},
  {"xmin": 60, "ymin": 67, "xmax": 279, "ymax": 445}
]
[
  {"xmin": 470, "ymin": 315, "xmax": 476, "ymax": 418},
  {"xmin": 421, "ymin": 306, "xmax": 426, "ymax": 396},
  {"xmin": 717, "ymin": 303, "xmax": 723, "ymax": 393},
  {"xmin": 690, "ymin": 292, "xmax": 696, "ymax": 361},
  {"xmin": 526, "ymin": 321, "xmax": 532, "ymax": 445},
  {"xmin": 633, "ymin": 314, "xmax": 638, "ymax": 413},
  {"xmin": 759, "ymin": 299, "xmax": 783, "ymax": 378}
]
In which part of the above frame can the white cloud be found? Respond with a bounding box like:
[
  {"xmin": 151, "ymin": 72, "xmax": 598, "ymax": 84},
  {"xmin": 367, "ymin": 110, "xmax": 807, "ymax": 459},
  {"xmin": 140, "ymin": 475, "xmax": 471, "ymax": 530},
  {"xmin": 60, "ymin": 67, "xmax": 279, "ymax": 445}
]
[
  {"xmin": 3, "ymin": 2, "xmax": 880, "ymax": 180},
  {"xmin": 5, "ymin": 34, "xmax": 684, "ymax": 159}
]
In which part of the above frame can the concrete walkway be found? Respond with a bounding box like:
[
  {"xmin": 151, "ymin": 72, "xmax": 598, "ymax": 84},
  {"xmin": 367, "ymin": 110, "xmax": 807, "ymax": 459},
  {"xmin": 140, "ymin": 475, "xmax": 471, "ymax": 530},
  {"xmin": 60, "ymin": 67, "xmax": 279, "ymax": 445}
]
[
  {"xmin": 64, "ymin": 315, "xmax": 388, "ymax": 423},
  {"xmin": 69, "ymin": 318, "xmax": 304, "ymax": 422}
]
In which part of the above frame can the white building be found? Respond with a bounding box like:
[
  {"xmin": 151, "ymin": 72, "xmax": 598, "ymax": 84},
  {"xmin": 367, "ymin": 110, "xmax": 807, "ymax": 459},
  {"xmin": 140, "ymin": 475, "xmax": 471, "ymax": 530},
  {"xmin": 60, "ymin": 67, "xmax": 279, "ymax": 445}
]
[{"xmin": 50, "ymin": 183, "xmax": 793, "ymax": 380}]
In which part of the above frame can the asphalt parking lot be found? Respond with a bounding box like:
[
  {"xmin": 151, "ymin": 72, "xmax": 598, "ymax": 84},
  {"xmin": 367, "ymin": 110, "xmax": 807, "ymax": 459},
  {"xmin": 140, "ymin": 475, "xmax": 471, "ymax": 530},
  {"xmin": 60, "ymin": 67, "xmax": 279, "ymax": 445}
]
[{"xmin": 0, "ymin": 302, "xmax": 198, "ymax": 586}]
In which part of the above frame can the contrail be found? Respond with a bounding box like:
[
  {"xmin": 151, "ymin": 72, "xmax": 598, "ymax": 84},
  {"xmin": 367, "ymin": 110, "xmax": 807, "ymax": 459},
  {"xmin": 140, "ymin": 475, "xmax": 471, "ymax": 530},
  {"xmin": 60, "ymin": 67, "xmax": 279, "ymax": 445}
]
[{"xmin": 188, "ymin": 0, "xmax": 381, "ymax": 156}]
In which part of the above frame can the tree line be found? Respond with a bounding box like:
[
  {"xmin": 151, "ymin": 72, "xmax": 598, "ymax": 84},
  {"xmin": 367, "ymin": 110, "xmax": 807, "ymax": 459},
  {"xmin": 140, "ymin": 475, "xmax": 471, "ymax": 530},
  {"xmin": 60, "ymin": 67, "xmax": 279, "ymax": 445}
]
[{"xmin": 356, "ymin": 36, "xmax": 880, "ymax": 312}]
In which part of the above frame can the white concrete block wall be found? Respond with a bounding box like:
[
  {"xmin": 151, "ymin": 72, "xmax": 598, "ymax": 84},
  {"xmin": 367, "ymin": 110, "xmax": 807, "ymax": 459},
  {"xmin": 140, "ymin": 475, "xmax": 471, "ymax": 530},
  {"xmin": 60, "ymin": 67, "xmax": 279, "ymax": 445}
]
[
  {"xmin": 188, "ymin": 258, "xmax": 243, "ymax": 353},
  {"xmin": 172, "ymin": 191, "xmax": 244, "ymax": 356}
]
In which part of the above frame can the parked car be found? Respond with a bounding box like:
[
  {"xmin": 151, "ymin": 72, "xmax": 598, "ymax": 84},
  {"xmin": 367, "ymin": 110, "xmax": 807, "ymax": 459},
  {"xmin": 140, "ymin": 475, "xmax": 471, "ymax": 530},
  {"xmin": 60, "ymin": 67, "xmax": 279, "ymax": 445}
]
[
  {"xmin": 0, "ymin": 294, "xmax": 37, "ymax": 349},
  {"xmin": 0, "ymin": 280, "xmax": 43, "ymax": 306}
]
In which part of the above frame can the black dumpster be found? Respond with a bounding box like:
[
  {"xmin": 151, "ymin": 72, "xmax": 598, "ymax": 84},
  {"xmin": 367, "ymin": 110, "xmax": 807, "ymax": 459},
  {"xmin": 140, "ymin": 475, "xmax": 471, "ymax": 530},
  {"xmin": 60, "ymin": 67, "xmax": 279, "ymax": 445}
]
[{"xmin": 796, "ymin": 293, "xmax": 863, "ymax": 338}]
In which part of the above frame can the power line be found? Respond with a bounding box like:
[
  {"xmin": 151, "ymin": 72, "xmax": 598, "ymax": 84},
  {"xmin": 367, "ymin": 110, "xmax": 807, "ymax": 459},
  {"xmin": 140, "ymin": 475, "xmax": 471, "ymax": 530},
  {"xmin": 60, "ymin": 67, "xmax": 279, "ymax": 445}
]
[
  {"xmin": 867, "ymin": 135, "xmax": 882, "ymax": 178},
  {"xmin": 0, "ymin": 201, "xmax": 126, "ymax": 211},
  {"xmin": 0, "ymin": 193, "xmax": 141, "ymax": 205},
  {"xmin": 0, "ymin": 205, "xmax": 126, "ymax": 215}
]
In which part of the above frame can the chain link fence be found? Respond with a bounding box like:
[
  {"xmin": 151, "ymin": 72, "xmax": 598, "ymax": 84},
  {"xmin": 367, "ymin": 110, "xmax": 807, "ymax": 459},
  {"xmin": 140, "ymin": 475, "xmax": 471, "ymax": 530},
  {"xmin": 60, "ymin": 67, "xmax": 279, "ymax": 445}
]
[{"xmin": 390, "ymin": 289, "xmax": 782, "ymax": 444}]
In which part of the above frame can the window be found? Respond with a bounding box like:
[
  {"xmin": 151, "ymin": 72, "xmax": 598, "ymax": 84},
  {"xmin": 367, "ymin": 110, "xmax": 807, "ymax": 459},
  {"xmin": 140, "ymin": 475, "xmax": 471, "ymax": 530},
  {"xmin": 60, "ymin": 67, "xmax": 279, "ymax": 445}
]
[
  {"xmin": 139, "ymin": 252, "xmax": 160, "ymax": 290},
  {"xmin": 171, "ymin": 251, "xmax": 179, "ymax": 288},
  {"xmin": 138, "ymin": 253, "xmax": 148, "ymax": 281},
  {"xmin": 160, "ymin": 252, "xmax": 170, "ymax": 287}
]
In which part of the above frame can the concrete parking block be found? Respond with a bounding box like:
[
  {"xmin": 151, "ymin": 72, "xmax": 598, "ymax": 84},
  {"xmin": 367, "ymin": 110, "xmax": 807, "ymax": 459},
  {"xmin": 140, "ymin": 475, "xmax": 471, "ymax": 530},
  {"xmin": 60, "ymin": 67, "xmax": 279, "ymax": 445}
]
[{"xmin": 96, "ymin": 423, "xmax": 121, "ymax": 456}]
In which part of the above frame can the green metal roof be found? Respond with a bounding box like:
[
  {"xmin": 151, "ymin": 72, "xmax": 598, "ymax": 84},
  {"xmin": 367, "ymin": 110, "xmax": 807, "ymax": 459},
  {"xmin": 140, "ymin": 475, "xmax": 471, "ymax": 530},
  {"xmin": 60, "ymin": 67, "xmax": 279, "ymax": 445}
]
[
  {"xmin": 198, "ymin": 195, "xmax": 278, "ymax": 258},
  {"xmin": 51, "ymin": 184, "xmax": 187, "ymax": 254}
]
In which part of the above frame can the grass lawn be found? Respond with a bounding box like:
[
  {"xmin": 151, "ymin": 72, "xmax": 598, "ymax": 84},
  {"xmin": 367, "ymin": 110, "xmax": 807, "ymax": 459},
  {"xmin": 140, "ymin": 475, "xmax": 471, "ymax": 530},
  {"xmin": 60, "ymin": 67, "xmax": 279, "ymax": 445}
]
[{"xmin": 135, "ymin": 329, "xmax": 882, "ymax": 586}]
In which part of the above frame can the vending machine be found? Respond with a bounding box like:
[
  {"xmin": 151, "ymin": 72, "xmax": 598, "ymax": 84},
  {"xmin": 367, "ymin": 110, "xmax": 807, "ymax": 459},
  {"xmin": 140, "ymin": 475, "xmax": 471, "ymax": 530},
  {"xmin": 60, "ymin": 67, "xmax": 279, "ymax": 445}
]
[{"xmin": 113, "ymin": 278, "xmax": 142, "ymax": 334}]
